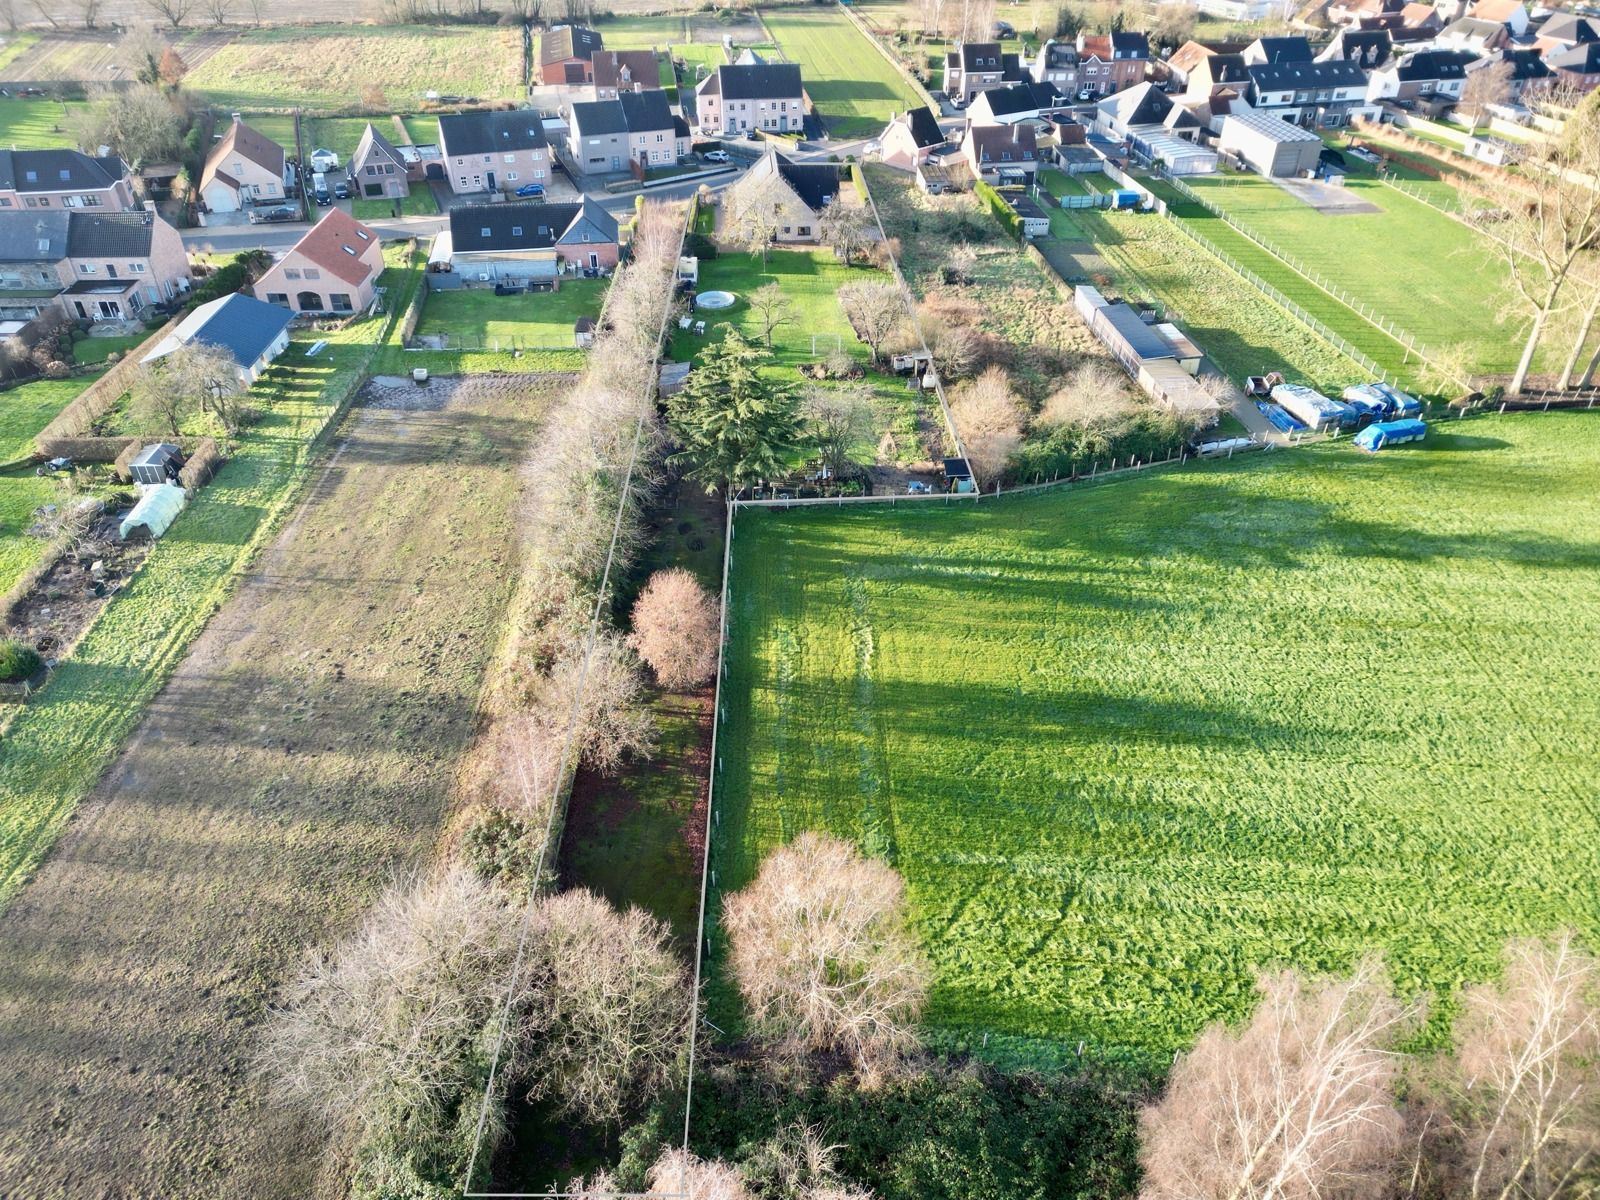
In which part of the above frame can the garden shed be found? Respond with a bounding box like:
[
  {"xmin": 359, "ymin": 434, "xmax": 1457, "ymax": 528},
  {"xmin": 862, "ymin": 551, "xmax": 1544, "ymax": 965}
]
[
  {"xmin": 128, "ymin": 443, "xmax": 184, "ymax": 487},
  {"xmin": 119, "ymin": 483, "xmax": 187, "ymax": 540}
]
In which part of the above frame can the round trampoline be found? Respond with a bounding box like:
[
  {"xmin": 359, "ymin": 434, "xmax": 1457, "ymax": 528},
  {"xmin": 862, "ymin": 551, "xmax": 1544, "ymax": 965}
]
[{"xmin": 695, "ymin": 290, "xmax": 737, "ymax": 310}]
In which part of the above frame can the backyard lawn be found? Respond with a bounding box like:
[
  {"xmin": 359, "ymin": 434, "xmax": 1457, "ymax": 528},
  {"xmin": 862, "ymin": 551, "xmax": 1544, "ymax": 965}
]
[
  {"xmin": 712, "ymin": 412, "xmax": 1600, "ymax": 1065},
  {"xmin": 414, "ymin": 278, "xmax": 609, "ymax": 350},
  {"xmin": 352, "ymin": 189, "xmax": 439, "ymax": 220},
  {"xmin": 187, "ymin": 24, "xmax": 522, "ymax": 110},
  {"xmin": 760, "ymin": 7, "xmax": 926, "ymax": 138},
  {"xmin": 0, "ymin": 373, "xmax": 103, "ymax": 464},
  {"xmin": 0, "ymin": 97, "xmax": 80, "ymax": 150},
  {"xmin": 1184, "ymin": 169, "xmax": 1524, "ymax": 377}
]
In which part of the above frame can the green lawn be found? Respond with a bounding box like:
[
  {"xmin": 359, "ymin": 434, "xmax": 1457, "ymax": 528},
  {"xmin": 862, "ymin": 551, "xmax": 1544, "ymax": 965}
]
[
  {"xmin": 0, "ymin": 254, "xmax": 422, "ymax": 912},
  {"xmin": 0, "ymin": 469, "xmax": 58, "ymax": 599},
  {"xmin": 0, "ymin": 97, "xmax": 81, "ymax": 150},
  {"xmin": 0, "ymin": 373, "xmax": 102, "ymax": 463},
  {"xmin": 1184, "ymin": 169, "xmax": 1523, "ymax": 377},
  {"xmin": 761, "ymin": 7, "xmax": 925, "ymax": 138},
  {"xmin": 712, "ymin": 412, "xmax": 1600, "ymax": 1064},
  {"xmin": 72, "ymin": 335, "xmax": 144, "ymax": 366},
  {"xmin": 593, "ymin": 14, "xmax": 691, "ymax": 48},
  {"xmin": 668, "ymin": 249, "xmax": 882, "ymax": 367},
  {"xmin": 673, "ymin": 42, "xmax": 727, "ymax": 81},
  {"xmin": 187, "ymin": 24, "xmax": 522, "ymax": 111},
  {"xmin": 414, "ymin": 278, "xmax": 608, "ymax": 350},
  {"xmin": 351, "ymin": 188, "xmax": 438, "ymax": 220}
]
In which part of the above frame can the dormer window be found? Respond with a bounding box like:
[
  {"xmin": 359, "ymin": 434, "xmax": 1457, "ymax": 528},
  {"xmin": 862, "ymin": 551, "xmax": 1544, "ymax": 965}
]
[
  {"xmin": 36, "ymin": 238, "xmax": 48, "ymax": 252},
  {"xmin": 512, "ymin": 225, "xmax": 522, "ymax": 236},
  {"xmin": 58, "ymin": 169, "xmax": 70, "ymax": 180},
  {"xmin": 23, "ymin": 170, "xmax": 35, "ymax": 182}
]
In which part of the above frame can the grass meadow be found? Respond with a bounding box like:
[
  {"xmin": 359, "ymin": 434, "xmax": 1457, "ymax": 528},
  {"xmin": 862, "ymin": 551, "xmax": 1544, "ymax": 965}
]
[
  {"xmin": 760, "ymin": 7, "xmax": 926, "ymax": 137},
  {"xmin": 0, "ymin": 98, "xmax": 80, "ymax": 150},
  {"xmin": 416, "ymin": 278, "xmax": 608, "ymax": 349},
  {"xmin": 186, "ymin": 24, "xmax": 522, "ymax": 111},
  {"xmin": 712, "ymin": 413, "xmax": 1600, "ymax": 1063},
  {"xmin": 1183, "ymin": 170, "xmax": 1524, "ymax": 377}
]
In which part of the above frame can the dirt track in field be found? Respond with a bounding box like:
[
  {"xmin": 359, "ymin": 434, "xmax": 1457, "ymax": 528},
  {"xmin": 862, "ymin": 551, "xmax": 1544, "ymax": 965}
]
[{"xmin": 0, "ymin": 374, "xmax": 556, "ymax": 1199}]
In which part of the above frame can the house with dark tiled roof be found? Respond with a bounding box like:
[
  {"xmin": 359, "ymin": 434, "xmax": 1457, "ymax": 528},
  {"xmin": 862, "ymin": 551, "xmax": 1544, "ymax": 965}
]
[
  {"xmin": 723, "ymin": 149, "xmax": 843, "ymax": 243},
  {"xmin": 567, "ymin": 91, "xmax": 690, "ymax": 174},
  {"xmin": 1533, "ymin": 12, "xmax": 1600, "ymax": 55},
  {"xmin": 694, "ymin": 62, "xmax": 805, "ymax": 135},
  {"xmin": 61, "ymin": 209, "xmax": 189, "ymax": 319},
  {"xmin": 1474, "ymin": 46, "xmax": 1556, "ymax": 98},
  {"xmin": 878, "ymin": 107, "xmax": 948, "ymax": 169},
  {"xmin": 1316, "ymin": 26, "xmax": 1395, "ymax": 67},
  {"xmin": 1247, "ymin": 58, "xmax": 1375, "ymax": 125},
  {"xmin": 1184, "ymin": 50, "xmax": 1254, "ymax": 96},
  {"xmin": 1243, "ymin": 35, "xmax": 1314, "ymax": 64},
  {"xmin": 434, "ymin": 198, "xmax": 619, "ymax": 281},
  {"xmin": 142, "ymin": 293, "xmax": 294, "ymax": 385},
  {"xmin": 199, "ymin": 116, "xmax": 288, "ymax": 215},
  {"xmin": 1365, "ymin": 48, "xmax": 1477, "ymax": 100},
  {"xmin": 946, "ymin": 41, "xmax": 1009, "ymax": 104},
  {"xmin": 253, "ymin": 209, "xmax": 384, "ymax": 315},
  {"xmin": 346, "ymin": 123, "xmax": 412, "ymax": 201},
  {"xmin": 1162, "ymin": 40, "xmax": 1249, "ymax": 87},
  {"xmin": 591, "ymin": 49, "xmax": 661, "ymax": 99},
  {"xmin": 959, "ymin": 120, "xmax": 1038, "ymax": 183},
  {"xmin": 0, "ymin": 211, "xmax": 71, "ymax": 319},
  {"xmin": 966, "ymin": 80, "xmax": 1064, "ymax": 125},
  {"xmin": 539, "ymin": 24, "xmax": 604, "ymax": 85},
  {"xmin": 1545, "ymin": 39, "xmax": 1600, "ymax": 92},
  {"xmin": 437, "ymin": 109, "xmax": 551, "ymax": 196},
  {"xmin": 0, "ymin": 149, "xmax": 134, "ymax": 213}
]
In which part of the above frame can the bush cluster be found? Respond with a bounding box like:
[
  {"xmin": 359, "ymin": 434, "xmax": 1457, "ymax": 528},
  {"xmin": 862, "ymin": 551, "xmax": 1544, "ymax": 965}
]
[{"xmin": 0, "ymin": 639, "xmax": 42, "ymax": 683}]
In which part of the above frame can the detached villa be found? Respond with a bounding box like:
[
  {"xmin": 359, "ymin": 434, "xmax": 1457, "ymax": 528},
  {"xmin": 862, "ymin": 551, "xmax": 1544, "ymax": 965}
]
[
  {"xmin": 199, "ymin": 116, "xmax": 290, "ymax": 214},
  {"xmin": 431, "ymin": 198, "xmax": 620, "ymax": 281},
  {"xmin": 253, "ymin": 208, "xmax": 385, "ymax": 315}
]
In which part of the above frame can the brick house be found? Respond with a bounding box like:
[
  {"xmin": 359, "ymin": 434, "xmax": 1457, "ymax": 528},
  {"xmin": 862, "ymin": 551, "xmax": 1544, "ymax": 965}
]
[
  {"xmin": 1364, "ymin": 49, "xmax": 1476, "ymax": 102},
  {"xmin": 347, "ymin": 123, "xmax": 412, "ymax": 200},
  {"xmin": 567, "ymin": 91, "xmax": 691, "ymax": 174},
  {"xmin": 877, "ymin": 107, "xmax": 947, "ymax": 169},
  {"xmin": 198, "ymin": 116, "xmax": 289, "ymax": 214},
  {"xmin": 539, "ymin": 25, "xmax": 604, "ymax": 85},
  {"xmin": 436, "ymin": 198, "xmax": 619, "ymax": 282},
  {"xmin": 959, "ymin": 121, "xmax": 1038, "ymax": 183},
  {"xmin": 592, "ymin": 49, "xmax": 661, "ymax": 99},
  {"xmin": 695, "ymin": 62, "xmax": 806, "ymax": 135},
  {"xmin": 1075, "ymin": 32, "xmax": 1152, "ymax": 97},
  {"xmin": 945, "ymin": 41, "xmax": 1010, "ymax": 104},
  {"xmin": 0, "ymin": 149, "xmax": 135, "ymax": 212},
  {"xmin": 0, "ymin": 210, "xmax": 72, "ymax": 319},
  {"xmin": 437, "ymin": 109, "xmax": 552, "ymax": 196},
  {"xmin": 1546, "ymin": 40, "xmax": 1600, "ymax": 93},
  {"xmin": 253, "ymin": 209, "xmax": 384, "ymax": 315},
  {"xmin": 60, "ymin": 209, "xmax": 190, "ymax": 320}
]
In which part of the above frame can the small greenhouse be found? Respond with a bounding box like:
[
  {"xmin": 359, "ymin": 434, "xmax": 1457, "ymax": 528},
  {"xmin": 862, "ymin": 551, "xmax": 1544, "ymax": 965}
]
[{"xmin": 119, "ymin": 483, "xmax": 188, "ymax": 541}]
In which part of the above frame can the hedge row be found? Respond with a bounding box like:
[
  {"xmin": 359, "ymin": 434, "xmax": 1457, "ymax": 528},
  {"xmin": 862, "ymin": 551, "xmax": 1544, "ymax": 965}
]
[{"xmin": 974, "ymin": 179, "xmax": 1023, "ymax": 243}]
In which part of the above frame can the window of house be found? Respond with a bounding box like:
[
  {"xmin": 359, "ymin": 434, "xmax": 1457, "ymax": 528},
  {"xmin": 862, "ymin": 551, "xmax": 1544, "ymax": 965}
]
[
  {"xmin": 330, "ymin": 293, "xmax": 352, "ymax": 311},
  {"xmin": 504, "ymin": 154, "xmax": 515, "ymax": 163},
  {"xmin": 23, "ymin": 170, "xmax": 35, "ymax": 182},
  {"xmin": 481, "ymin": 226, "xmax": 491, "ymax": 237},
  {"xmin": 0, "ymin": 199, "xmax": 10, "ymax": 207},
  {"xmin": 511, "ymin": 225, "xmax": 522, "ymax": 236},
  {"xmin": 483, "ymin": 155, "xmax": 492, "ymax": 163},
  {"xmin": 459, "ymin": 176, "xmax": 469, "ymax": 187},
  {"xmin": 80, "ymin": 263, "xmax": 97, "ymax": 273},
  {"xmin": 130, "ymin": 263, "xmax": 146, "ymax": 273},
  {"xmin": 506, "ymin": 171, "xmax": 518, "ymax": 181},
  {"xmin": 782, "ymin": 225, "xmax": 791, "ymax": 234},
  {"xmin": 304, "ymin": 268, "xmax": 321, "ymax": 279},
  {"xmin": 286, "ymin": 268, "xmax": 302, "ymax": 279},
  {"xmin": 796, "ymin": 226, "xmax": 811, "ymax": 237},
  {"xmin": 267, "ymin": 292, "xmax": 289, "ymax": 304}
]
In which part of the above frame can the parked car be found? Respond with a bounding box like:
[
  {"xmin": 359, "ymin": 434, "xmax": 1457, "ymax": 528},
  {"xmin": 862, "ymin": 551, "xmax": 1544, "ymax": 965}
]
[
  {"xmin": 248, "ymin": 204, "xmax": 300, "ymax": 224},
  {"xmin": 333, "ymin": 180, "xmax": 351, "ymax": 200},
  {"xmin": 703, "ymin": 149, "xmax": 730, "ymax": 163},
  {"xmin": 744, "ymin": 129, "xmax": 760, "ymax": 140},
  {"xmin": 313, "ymin": 188, "xmax": 333, "ymax": 206},
  {"xmin": 309, "ymin": 148, "xmax": 339, "ymax": 172},
  {"xmin": 862, "ymin": 139, "xmax": 882, "ymax": 156},
  {"xmin": 514, "ymin": 181, "xmax": 546, "ymax": 197}
]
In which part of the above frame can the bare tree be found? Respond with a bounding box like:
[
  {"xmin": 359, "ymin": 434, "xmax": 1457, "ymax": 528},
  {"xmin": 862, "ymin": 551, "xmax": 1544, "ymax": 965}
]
[
  {"xmin": 1471, "ymin": 88, "xmax": 1600, "ymax": 395},
  {"xmin": 647, "ymin": 1149, "xmax": 752, "ymax": 1200},
  {"xmin": 28, "ymin": 0, "xmax": 61, "ymax": 27},
  {"xmin": 1139, "ymin": 956, "xmax": 1417, "ymax": 1200},
  {"xmin": 1556, "ymin": 277, "xmax": 1600, "ymax": 390},
  {"xmin": 628, "ymin": 568, "xmax": 719, "ymax": 691},
  {"xmin": 258, "ymin": 868, "xmax": 534, "ymax": 1146},
  {"xmin": 724, "ymin": 170, "xmax": 788, "ymax": 265},
  {"xmin": 71, "ymin": 83, "xmax": 182, "ymax": 166},
  {"xmin": 144, "ymin": 0, "xmax": 196, "ymax": 27},
  {"xmin": 820, "ymin": 201, "xmax": 873, "ymax": 265},
  {"xmin": 803, "ymin": 382, "xmax": 878, "ymax": 482},
  {"xmin": 523, "ymin": 889, "xmax": 688, "ymax": 1125},
  {"xmin": 945, "ymin": 242, "xmax": 978, "ymax": 285},
  {"xmin": 949, "ymin": 366, "xmax": 1023, "ymax": 483},
  {"xmin": 837, "ymin": 281, "xmax": 905, "ymax": 364},
  {"xmin": 73, "ymin": 0, "xmax": 103, "ymax": 27},
  {"xmin": 118, "ymin": 25, "xmax": 166, "ymax": 84},
  {"xmin": 1424, "ymin": 932, "xmax": 1600, "ymax": 1200},
  {"xmin": 1149, "ymin": 2, "xmax": 1197, "ymax": 53},
  {"xmin": 1462, "ymin": 61, "xmax": 1514, "ymax": 133},
  {"xmin": 1038, "ymin": 360, "xmax": 1136, "ymax": 459},
  {"xmin": 526, "ymin": 630, "xmax": 655, "ymax": 775},
  {"xmin": 747, "ymin": 281, "xmax": 794, "ymax": 349},
  {"xmin": 919, "ymin": 307, "xmax": 979, "ymax": 379},
  {"xmin": 245, "ymin": 0, "xmax": 265, "ymax": 23},
  {"xmin": 722, "ymin": 832, "xmax": 930, "ymax": 1073}
]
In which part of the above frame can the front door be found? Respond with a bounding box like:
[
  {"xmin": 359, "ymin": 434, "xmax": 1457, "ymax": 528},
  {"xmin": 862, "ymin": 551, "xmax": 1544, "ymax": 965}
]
[
  {"xmin": 486, "ymin": 170, "xmax": 496, "ymax": 191},
  {"xmin": 73, "ymin": 300, "xmax": 87, "ymax": 318},
  {"xmin": 611, "ymin": 155, "xmax": 621, "ymax": 170},
  {"xmin": 588, "ymin": 252, "xmax": 598, "ymax": 269}
]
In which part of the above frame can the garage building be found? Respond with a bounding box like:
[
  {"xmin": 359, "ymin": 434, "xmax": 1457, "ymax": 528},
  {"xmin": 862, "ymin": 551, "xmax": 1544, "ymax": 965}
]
[{"xmin": 1217, "ymin": 109, "xmax": 1323, "ymax": 177}]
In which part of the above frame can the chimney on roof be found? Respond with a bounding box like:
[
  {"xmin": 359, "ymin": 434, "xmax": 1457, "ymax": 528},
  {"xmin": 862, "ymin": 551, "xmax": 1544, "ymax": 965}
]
[{"xmin": 231, "ymin": 112, "xmax": 241, "ymax": 123}]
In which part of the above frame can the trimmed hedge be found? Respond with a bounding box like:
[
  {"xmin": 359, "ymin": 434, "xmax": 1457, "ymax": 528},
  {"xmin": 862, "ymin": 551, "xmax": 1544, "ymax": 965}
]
[
  {"xmin": 178, "ymin": 438, "xmax": 223, "ymax": 490},
  {"xmin": 974, "ymin": 179, "xmax": 1023, "ymax": 242}
]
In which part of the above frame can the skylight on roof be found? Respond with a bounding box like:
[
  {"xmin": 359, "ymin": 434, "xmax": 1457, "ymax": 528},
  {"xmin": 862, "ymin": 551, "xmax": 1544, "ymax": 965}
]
[
  {"xmin": 342, "ymin": 244, "xmax": 356, "ymax": 255},
  {"xmin": 512, "ymin": 226, "xmax": 522, "ymax": 236},
  {"xmin": 356, "ymin": 229, "xmax": 370, "ymax": 240}
]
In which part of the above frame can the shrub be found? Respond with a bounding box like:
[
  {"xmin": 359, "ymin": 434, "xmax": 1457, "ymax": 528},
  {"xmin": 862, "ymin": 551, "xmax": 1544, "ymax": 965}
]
[
  {"xmin": 974, "ymin": 180, "xmax": 1022, "ymax": 242},
  {"xmin": 685, "ymin": 231, "xmax": 719, "ymax": 261},
  {"xmin": 628, "ymin": 568, "xmax": 720, "ymax": 690},
  {"xmin": 178, "ymin": 437, "xmax": 223, "ymax": 490},
  {"xmin": 0, "ymin": 639, "xmax": 42, "ymax": 682}
]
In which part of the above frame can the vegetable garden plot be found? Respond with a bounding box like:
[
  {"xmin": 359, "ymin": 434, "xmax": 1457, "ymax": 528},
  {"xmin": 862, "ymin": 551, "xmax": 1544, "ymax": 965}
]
[{"xmin": 712, "ymin": 414, "xmax": 1600, "ymax": 1063}]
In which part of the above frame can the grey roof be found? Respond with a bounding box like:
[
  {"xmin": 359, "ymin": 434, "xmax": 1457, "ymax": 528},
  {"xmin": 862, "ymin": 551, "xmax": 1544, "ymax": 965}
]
[
  {"xmin": 448, "ymin": 198, "xmax": 618, "ymax": 252},
  {"xmin": 437, "ymin": 109, "xmax": 549, "ymax": 157},
  {"xmin": 1394, "ymin": 48, "xmax": 1477, "ymax": 79},
  {"xmin": 1251, "ymin": 35, "xmax": 1314, "ymax": 62},
  {"xmin": 1547, "ymin": 40, "xmax": 1600, "ymax": 70},
  {"xmin": 571, "ymin": 90, "xmax": 676, "ymax": 137},
  {"xmin": 1322, "ymin": 28, "xmax": 1394, "ymax": 65},
  {"xmin": 66, "ymin": 210, "xmax": 161, "ymax": 257},
  {"xmin": 352, "ymin": 122, "xmax": 407, "ymax": 171},
  {"xmin": 143, "ymin": 293, "xmax": 293, "ymax": 370},
  {"xmin": 0, "ymin": 210, "xmax": 70, "ymax": 261},
  {"xmin": 1197, "ymin": 51, "xmax": 1253, "ymax": 84},
  {"xmin": 569, "ymin": 99, "xmax": 629, "ymax": 136},
  {"xmin": 959, "ymin": 41, "xmax": 1005, "ymax": 70},
  {"xmin": 0, "ymin": 149, "xmax": 126, "ymax": 194},
  {"xmin": 541, "ymin": 24, "xmax": 602, "ymax": 65},
  {"xmin": 1248, "ymin": 58, "xmax": 1369, "ymax": 90},
  {"xmin": 896, "ymin": 106, "xmax": 945, "ymax": 147},
  {"xmin": 1109, "ymin": 31, "xmax": 1151, "ymax": 57},
  {"xmin": 711, "ymin": 62, "xmax": 803, "ymax": 100},
  {"xmin": 975, "ymin": 80, "xmax": 1063, "ymax": 116},
  {"xmin": 1101, "ymin": 81, "xmax": 1176, "ymax": 128},
  {"xmin": 1535, "ymin": 12, "xmax": 1599, "ymax": 44},
  {"xmin": 1098, "ymin": 302, "xmax": 1175, "ymax": 361},
  {"xmin": 1501, "ymin": 47, "xmax": 1555, "ymax": 78},
  {"xmin": 773, "ymin": 154, "xmax": 841, "ymax": 210}
]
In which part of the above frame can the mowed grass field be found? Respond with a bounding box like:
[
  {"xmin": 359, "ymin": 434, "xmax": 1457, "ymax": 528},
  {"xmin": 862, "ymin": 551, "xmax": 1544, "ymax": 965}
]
[
  {"xmin": 713, "ymin": 413, "xmax": 1600, "ymax": 1062},
  {"xmin": 0, "ymin": 98, "xmax": 81, "ymax": 150},
  {"xmin": 186, "ymin": 24, "xmax": 522, "ymax": 111},
  {"xmin": 416, "ymin": 278, "xmax": 608, "ymax": 349},
  {"xmin": 1184, "ymin": 171, "xmax": 1524, "ymax": 377},
  {"xmin": 761, "ymin": 7, "xmax": 926, "ymax": 137}
]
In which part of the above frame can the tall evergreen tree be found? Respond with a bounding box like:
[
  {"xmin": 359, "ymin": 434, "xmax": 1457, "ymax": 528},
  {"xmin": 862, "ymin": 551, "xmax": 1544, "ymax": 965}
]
[{"xmin": 668, "ymin": 328, "xmax": 800, "ymax": 496}]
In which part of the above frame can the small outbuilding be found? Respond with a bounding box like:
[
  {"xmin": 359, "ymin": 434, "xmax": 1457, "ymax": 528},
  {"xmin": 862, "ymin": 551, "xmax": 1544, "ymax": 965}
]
[
  {"xmin": 142, "ymin": 292, "xmax": 294, "ymax": 386},
  {"xmin": 1217, "ymin": 109, "xmax": 1322, "ymax": 177},
  {"xmin": 574, "ymin": 315, "xmax": 597, "ymax": 348},
  {"xmin": 118, "ymin": 483, "xmax": 187, "ymax": 540},
  {"xmin": 1005, "ymin": 194, "xmax": 1051, "ymax": 237},
  {"xmin": 128, "ymin": 443, "xmax": 184, "ymax": 487}
]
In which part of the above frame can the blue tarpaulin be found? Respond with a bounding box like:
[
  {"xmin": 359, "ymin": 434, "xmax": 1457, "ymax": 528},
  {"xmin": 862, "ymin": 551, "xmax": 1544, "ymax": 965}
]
[{"xmin": 1353, "ymin": 418, "xmax": 1427, "ymax": 452}]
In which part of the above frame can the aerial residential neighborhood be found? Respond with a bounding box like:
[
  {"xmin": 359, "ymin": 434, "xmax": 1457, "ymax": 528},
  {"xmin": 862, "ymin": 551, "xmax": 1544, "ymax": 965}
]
[{"xmin": 0, "ymin": 1, "xmax": 1597, "ymax": 1198}]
